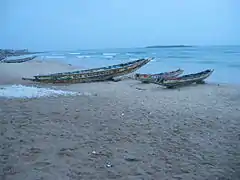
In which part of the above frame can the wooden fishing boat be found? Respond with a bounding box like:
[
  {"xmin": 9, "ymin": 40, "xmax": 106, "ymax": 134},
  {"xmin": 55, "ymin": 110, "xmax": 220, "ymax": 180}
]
[
  {"xmin": 22, "ymin": 58, "xmax": 152, "ymax": 83},
  {"xmin": 156, "ymin": 69, "xmax": 214, "ymax": 88},
  {"xmin": 0, "ymin": 56, "xmax": 37, "ymax": 63},
  {"xmin": 135, "ymin": 69, "xmax": 184, "ymax": 83}
]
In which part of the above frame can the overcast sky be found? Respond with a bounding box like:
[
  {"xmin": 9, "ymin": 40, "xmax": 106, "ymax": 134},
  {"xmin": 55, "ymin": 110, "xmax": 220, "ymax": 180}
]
[{"xmin": 0, "ymin": 0, "xmax": 239, "ymax": 51}]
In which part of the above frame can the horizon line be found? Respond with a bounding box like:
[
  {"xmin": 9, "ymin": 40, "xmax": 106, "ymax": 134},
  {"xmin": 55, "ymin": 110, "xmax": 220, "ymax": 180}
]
[{"xmin": 1, "ymin": 44, "xmax": 240, "ymax": 53}]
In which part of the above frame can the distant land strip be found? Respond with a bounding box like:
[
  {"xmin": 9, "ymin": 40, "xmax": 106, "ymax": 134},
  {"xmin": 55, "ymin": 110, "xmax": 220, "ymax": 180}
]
[{"xmin": 145, "ymin": 45, "xmax": 195, "ymax": 48}]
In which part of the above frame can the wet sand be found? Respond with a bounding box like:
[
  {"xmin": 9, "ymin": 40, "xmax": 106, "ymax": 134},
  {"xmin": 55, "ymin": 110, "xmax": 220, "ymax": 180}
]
[{"xmin": 1, "ymin": 79, "xmax": 240, "ymax": 180}]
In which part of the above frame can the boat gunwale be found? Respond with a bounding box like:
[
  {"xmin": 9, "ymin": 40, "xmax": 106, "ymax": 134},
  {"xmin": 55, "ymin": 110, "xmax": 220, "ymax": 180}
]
[
  {"xmin": 34, "ymin": 58, "xmax": 152, "ymax": 78},
  {"xmin": 23, "ymin": 58, "xmax": 152, "ymax": 83},
  {"xmin": 161, "ymin": 69, "xmax": 214, "ymax": 86},
  {"xmin": 135, "ymin": 69, "xmax": 184, "ymax": 79},
  {"xmin": 33, "ymin": 59, "xmax": 151, "ymax": 79}
]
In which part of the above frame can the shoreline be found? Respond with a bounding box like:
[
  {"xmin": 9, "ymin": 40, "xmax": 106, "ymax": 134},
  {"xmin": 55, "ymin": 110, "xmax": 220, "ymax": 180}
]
[
  {"xmin": 0, "ymin": 57, "xmax": 240, "ymax": 86},
  {"xmin": 1, "ymin": 57, "xmax": 239, "ymax": 101}
]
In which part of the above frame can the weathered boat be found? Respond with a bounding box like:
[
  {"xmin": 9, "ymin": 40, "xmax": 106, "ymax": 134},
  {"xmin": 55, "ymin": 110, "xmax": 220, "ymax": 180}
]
[
  {"xmin": 156, "ymin": 69, "xmax": 214, "ymax": 88},
  {"xmin": 0, "ymin": 56, "xmax": 37, "ymax": 63},
  {"xmin": 22, "ymin": 58, "xmax": 152, "ymax": 83},
  {"xmin": 135, "ymin": 69, "xmax": 184, "ymax": 83}
]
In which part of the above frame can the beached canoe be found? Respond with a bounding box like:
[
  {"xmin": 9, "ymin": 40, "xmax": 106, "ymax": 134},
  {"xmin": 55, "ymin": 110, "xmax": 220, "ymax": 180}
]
[
  {"xmin": 155, "ymin": 69, "xmax": 214, "ymax": 88},
  {"xmin": 0, "ymin": 56, "xmax": 37, "ymax": 63},
  {"xmin": 22, "ymin": 58, "xmax": 152, "ymax": 83},
  {"xmin": 135, "ymin": 69, "xmax": 184, "ymax": 83}
]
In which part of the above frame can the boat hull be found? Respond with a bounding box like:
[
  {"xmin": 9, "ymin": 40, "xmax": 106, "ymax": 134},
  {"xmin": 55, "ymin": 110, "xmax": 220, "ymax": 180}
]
[
  {"xmin": 0, "ymin": 56, "xmax": 37, "ymax": 63},
  {"xmin": 159, "ymin": 69, "xmax": 214, "ymax": 88},
  {"xmin": 22, "ymin": 58, "xmax": 152, "ymax": 84},
  {"xmin": 135, "ymin": 69, "xmax": 184, "ymax": 83}
]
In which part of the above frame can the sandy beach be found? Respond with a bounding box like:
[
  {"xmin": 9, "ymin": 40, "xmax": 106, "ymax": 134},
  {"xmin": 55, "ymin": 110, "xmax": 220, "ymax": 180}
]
[
  {"xmin": 1, "ymin": 60, "xmax": 240, "ymax": 180},
  {"xmin": 0, "ymin": 59, "xmax": 79, "ymax": 85}
]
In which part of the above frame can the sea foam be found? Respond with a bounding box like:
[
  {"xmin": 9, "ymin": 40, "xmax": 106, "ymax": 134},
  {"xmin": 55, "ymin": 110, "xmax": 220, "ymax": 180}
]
[
  {"xmin": 69, "ymin": 52, "xmax": 81, "ymax": 55},
  {"xmin": 44, "ymin": 56, "xmax": 66, "ymax": 59},
  {"xmin": 0, "ymin": 85, "xmax": 81, "ymax": 99},
  {"xmin": 102, "ymin": 53, "xmax": 118, "ymax": 56},
  {"xmin": 77, "ymin": 55, "xmax": 91, "ymax": 58}
]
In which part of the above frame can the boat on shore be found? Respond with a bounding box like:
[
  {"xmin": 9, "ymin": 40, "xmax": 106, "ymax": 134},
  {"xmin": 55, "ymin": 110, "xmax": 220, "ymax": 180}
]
[
  {"xmin": 156, "ymin": 69, "xmax": 214, "ymax": 88},
  {"xmin": 22, "ymin": 58, "xmax": 152, "ymax": 83},
  {"xmin": 135, "ymin": 69, "xmax": 184, "ymax": 83},
  {"xmin": 0, "ymin": 56, "xmax": 37, "ymax": 63},
  {"xmin": 0, "ymin": 49, "xmax": 40, "ymax": 61}
]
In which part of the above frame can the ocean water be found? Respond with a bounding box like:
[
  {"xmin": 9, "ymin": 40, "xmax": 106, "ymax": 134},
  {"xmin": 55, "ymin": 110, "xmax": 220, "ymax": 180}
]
[{"xmin": 39, "ymin": 46, "xmax": 240, "ymax": 84}]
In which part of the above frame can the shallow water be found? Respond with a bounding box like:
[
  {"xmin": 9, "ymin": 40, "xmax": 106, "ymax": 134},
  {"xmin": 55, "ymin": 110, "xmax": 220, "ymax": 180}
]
[{"xmin": 39, "ymin": 46, "xmax": 240, "ymax": 84}]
